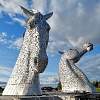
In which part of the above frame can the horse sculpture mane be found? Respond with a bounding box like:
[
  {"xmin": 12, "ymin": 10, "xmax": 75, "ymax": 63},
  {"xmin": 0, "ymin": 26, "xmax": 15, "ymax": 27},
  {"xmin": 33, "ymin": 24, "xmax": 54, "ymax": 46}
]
[{"xmin": 2, "ymin": 6, "xmax": 53, "ymax": 95}]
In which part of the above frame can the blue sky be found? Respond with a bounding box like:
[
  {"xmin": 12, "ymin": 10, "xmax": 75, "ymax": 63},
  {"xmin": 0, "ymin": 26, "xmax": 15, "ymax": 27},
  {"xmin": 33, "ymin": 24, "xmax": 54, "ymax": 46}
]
[{"xmin": 0, "ymin": 0, "xmax": 100, "ymax": 84}]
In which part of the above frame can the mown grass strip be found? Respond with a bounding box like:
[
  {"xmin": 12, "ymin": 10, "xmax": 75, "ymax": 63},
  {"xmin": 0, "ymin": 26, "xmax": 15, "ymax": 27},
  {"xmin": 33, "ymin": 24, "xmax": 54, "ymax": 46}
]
[{"xmin": 96, "ymin": 88, "xmax": 100, "ymax": 92}]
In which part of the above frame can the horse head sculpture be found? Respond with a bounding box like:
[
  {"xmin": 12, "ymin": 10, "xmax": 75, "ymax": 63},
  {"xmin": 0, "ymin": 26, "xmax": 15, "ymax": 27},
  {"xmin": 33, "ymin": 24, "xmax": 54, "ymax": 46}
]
[
  {"xmin": 59, "ymin": 42, "xmax": 95, "ymax": 93},
  {"xmin": 2, "ymin": 6, "xmax": 53, "ymax": 95}
]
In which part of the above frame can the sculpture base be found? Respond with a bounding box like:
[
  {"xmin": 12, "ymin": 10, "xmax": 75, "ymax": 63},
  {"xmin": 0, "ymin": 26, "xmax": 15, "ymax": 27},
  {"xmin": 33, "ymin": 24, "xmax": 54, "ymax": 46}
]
[{"xmin": 0, "ymin": 92, "xmax": 100, "ymax": 100}]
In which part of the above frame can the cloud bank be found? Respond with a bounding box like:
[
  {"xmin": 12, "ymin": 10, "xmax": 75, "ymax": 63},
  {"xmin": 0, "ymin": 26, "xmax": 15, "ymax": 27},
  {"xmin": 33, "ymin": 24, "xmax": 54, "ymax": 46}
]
[{"xmin": 0, "ymin": 0, "xmax": 100, "ymax": 52}]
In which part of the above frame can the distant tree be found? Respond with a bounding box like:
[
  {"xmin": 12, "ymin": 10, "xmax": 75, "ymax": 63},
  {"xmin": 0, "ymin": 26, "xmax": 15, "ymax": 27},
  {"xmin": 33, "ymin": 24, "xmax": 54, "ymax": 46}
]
[
  {"xmin": 92, "ymin": 80, "xmax": 99, "ymax": 88},
  {"xmin": 95, "ymin": 81, "xmax": 99, "ymax": 88},
  {"xmin": 92, "ymin": 81, "xmax": 96, "ymax": 87},
  {"xmin": 98, "ymin": 81, "xmax": 100, "ymax": 88},
  {"xmin": 0, "ymin": 87, "xmax": 3, "ymax": 93},
  {"xmin": 57, "ymin": 81, "xmax": 62, "ymax": 90}
]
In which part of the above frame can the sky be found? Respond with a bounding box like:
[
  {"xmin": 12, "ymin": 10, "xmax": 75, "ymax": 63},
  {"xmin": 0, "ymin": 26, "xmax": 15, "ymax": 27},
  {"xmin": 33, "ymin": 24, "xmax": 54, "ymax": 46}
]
[{"xmin": 0, "ymin": 0, "xmax": 100, "ymax": 85}]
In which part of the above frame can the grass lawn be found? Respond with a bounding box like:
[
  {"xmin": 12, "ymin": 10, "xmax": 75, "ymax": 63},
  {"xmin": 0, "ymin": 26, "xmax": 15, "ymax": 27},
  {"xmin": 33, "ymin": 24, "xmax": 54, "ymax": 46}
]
[{"xmin": 96, "ymin": 88, "xmax": 100, "ymax": 92}]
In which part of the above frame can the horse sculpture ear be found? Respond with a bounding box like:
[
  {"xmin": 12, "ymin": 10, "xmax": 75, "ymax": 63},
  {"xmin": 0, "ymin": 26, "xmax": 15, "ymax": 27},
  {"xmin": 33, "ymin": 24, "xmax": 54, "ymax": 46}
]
[
  {"xmin": 20, "ymin": 6, "xmax": 34, "ymax": 17},
  {"xmin": 44, "ymin": 12, "xmax": 53, "ymax": 20}
]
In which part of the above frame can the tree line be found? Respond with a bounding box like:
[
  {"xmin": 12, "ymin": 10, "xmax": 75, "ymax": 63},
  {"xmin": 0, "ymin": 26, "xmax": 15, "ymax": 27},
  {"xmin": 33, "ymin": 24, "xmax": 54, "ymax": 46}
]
[{"xmin": 92, "ymin": 81, "xmax": 100, "ymax": 88}]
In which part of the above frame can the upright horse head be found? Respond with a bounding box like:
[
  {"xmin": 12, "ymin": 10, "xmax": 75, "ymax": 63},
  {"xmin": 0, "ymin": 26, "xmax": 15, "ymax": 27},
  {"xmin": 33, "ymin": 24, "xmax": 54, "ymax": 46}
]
[
  {"xmin": 20, "ymin": 6, "xmax": 53, "ymax": 73},
  {"xmin": 2, "ymin": 6, "xmax": 53, "ymax": 95}
]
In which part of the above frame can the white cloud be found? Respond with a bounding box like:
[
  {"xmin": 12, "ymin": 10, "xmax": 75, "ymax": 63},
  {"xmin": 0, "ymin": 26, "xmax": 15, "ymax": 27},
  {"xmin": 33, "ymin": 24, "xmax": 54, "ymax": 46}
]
[
  {"xmin": 0, "ymin": 66, "xmax": 12, "ymax": 72},
  {"xmin": 13, "ymin": 18, "xmax": 25, "ymax": 26},
  {"xmin": 0, "ymin": 0, "xmax": 28, "ymax": 15},
  {"xmin": 77, "ymin": 53, "xmax": 100, "ymax": 80},
  {"xmin": 0, "ymin": 32, "xmax": 23, "ymax": 49},
  {"xmin": 0, "ymin": 0, "xmax": 28, "ymax": 26},
  {"xmin": 40, "ymin": 72, "xmax": 59, "ymax": 86},
  {"xmin": 0, "ymin": 32, "xmax": 7, "ymax": 44},
  {"xmin": 46, "ymin": 0, "xmax": 100, "ymax": 53},
  {"xmin": 9, "ymin": 37, "xmax": 23, "ymax": 49},
  {"xmin": 0, "ymin": 66, "xmax": 12, "ymax": 82}
]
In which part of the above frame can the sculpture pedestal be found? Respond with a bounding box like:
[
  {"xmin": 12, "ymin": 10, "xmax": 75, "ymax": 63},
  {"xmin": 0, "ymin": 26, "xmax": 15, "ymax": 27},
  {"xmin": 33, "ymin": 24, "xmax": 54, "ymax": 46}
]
[{"xmin": 0, "ymin": 93, "xmax": 100, "ymax": 100}]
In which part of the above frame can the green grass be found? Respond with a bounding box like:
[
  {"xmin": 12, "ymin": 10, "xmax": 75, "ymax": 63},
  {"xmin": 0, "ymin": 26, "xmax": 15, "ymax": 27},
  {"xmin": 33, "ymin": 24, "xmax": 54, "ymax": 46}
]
[{"xmin": 96, "ymin": 88, "xmax": 100, "ymax": 92}]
